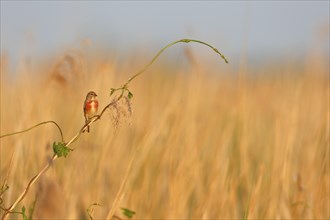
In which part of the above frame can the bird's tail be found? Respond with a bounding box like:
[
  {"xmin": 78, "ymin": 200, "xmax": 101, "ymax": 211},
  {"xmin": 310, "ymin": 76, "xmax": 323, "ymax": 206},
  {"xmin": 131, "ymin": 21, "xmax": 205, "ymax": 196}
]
[{"xmin": 83, "ymin": 120, "xmax": 90, "ymax": 133}]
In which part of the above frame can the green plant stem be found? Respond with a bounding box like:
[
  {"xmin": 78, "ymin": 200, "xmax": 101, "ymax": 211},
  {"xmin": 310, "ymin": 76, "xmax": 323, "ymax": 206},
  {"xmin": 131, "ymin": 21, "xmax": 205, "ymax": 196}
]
[
  {"xmin": 0, "ymin": 121, "xmax": 64, "ymax": 143},
  {"xmin": 126, "ymin": 38, "xmax": 228, "ymax": 85},
  {"xmin": 111, "ymin": 38, "xmax": 228, "ymax": 98}
]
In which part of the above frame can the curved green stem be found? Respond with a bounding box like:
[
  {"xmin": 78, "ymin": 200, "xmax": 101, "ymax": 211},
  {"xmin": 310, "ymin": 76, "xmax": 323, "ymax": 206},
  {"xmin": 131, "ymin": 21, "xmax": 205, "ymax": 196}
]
[
  {"xmin": 126, "ymin": 38, "xmax": 228, "ymax": 85},
  {"xmin": 0, "ymin": 121, "xmax": 64, "ymax": 142},
  {"xmin": 110, "ymin": 39, "xmax": 228, "ymax": 98}
]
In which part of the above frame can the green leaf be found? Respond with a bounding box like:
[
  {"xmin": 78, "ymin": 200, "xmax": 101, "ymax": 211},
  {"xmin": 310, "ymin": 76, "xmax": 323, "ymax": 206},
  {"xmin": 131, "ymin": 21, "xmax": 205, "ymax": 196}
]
[
  {"xmin": 127, "ymin": 91, "xmax": 133, "ymax": 99},
  {"xmin": 121, "ymin": 207, "xmax": 136, "ymax": 219},
  {"xmin": 53, "ymin": 142, "xmax": 72, "ymax": 158},
  {"xmin": 110, "ymin": 88, "xmax": 116, "ymax": 96},
  {"xmin": 21, "ymin": 206, "xmax": 28, "ymax": 220}
]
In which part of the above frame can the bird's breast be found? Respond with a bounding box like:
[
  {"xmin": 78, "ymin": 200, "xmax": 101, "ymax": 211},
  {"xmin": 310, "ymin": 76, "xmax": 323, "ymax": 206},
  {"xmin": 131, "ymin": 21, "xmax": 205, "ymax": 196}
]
[{"xmin": 85, "ymin": 100, "xmax": 99, "ymax": 116}]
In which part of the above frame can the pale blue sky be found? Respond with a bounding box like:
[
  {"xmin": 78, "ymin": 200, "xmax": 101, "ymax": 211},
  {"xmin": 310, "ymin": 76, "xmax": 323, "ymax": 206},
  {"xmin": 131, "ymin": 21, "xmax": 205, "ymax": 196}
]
[{"xmin": 1, "ymin": 1, "xmax": 329, "ymax": 67}]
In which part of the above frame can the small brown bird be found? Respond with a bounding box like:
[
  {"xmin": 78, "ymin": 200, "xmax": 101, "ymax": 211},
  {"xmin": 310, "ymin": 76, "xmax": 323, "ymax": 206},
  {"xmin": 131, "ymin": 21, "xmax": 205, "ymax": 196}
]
[{"xmin": 83, "ymin": 91, "xmax": 99, "ymax": 132}]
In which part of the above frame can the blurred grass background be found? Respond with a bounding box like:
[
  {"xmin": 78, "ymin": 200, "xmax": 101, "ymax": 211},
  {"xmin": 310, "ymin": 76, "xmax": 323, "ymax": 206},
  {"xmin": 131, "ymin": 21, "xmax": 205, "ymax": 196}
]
[{"xmin": 0, "ymin": 44, "xmax": 329, "ymax": 219}]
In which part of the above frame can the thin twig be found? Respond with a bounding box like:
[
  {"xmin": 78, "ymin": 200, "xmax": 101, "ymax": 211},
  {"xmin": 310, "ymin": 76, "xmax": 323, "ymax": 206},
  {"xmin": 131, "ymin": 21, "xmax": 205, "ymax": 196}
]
[
  {"xmin": 110, "ymin": 38, "xmax": 228, "ymax": 98},
  {"xmin": 126, "ymin": 38, "xmax": 228, "ymax": 85},
  {"xmin": 0, "ymin": 121, "xmax": 64, "ymax": 143}
]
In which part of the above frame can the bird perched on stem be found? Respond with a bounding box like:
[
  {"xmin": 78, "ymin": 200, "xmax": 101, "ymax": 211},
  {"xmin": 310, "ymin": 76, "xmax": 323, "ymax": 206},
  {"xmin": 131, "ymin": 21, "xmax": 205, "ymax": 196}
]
[{"xmin": 83, "ymin": 91, "xmax": 99, "ymax": 132}]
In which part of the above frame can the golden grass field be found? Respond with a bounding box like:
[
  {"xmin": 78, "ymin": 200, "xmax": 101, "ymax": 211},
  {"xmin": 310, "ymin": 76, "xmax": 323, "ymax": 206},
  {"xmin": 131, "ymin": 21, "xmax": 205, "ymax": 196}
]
[{"xmin": 0, "ymin": 46, "xmax": 329, "ymax": 219}]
